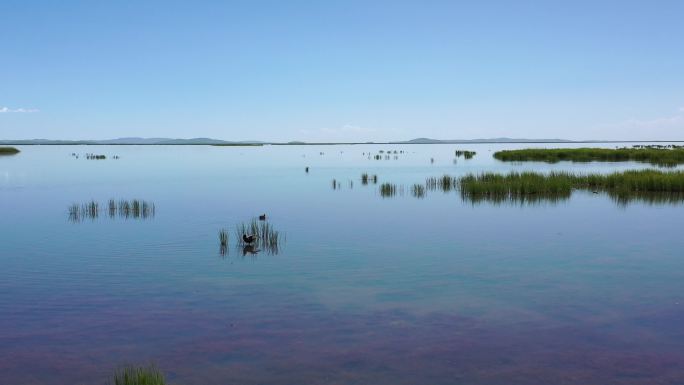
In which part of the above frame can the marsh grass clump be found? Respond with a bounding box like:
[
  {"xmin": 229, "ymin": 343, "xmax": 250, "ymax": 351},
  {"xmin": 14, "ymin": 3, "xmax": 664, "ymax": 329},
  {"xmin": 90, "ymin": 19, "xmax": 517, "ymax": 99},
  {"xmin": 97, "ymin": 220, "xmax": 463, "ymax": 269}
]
[
  {"xmin": 118, "ymin": 199, "xmax": 155, "ymax": 219},
  {"xmin": 426, "ymin": 175, "xmax": 457, "ymax": 192},
  {"xmin": 458, "ymin": 172, "xmax": 574, "ymax": 203},
  {"xmin": 361, "ymin": 173, "xmax": 378, "ymax": 185},
  {"xmin": 493, "ymin": 147, "xmax": 684, "ymax": 167},
  {"xmin": 576, "ymin": 169, "xmax": 684, "ymax": 194},
  {"xmin": 454, "ymin": 150, "xmax": 476, "ymax": 159},
  {"xmin": 108, "ymin": 199, "xmax": 117, "ymax": 218},
  {"xmin": 0, "ymin": 147, "xmax": 20, "ymax": 155},
  {"xmin": 84, "ymin": 200, "xmax": 99, "ymax": 219},
  {"xmin": 110, "ymin": 365, "xmax": 166, "ymax": 385},
  {"xmin": 235, "ymin": 218, "xmax": 283, "ymax": 254},
  {"xmin": 412, "ymin": 184, "xmax": 426, "ymax": 198},
  {"xmin": 458, "ymin": 169, "xmax": 684, "ymax": 204},
  {"xmin": 68, "ymin": 199, "xmax": 155, "ymax": 222},
  {"xmin": 219, "ymin": 228, "xmax": 229, "ymax": 246},
  {"xmin": 379, "ymin": 183, "xmax": 397, "ymax": 197}
]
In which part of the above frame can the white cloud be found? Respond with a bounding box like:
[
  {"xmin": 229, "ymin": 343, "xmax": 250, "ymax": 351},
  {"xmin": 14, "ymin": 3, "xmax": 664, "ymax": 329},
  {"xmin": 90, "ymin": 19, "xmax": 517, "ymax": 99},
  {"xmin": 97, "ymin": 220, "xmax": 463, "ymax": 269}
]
[
  {"xmin": 595, "ymin": 107, "xmax": 684, "ymax": 139},
  {"xmin": 0, "ymin": 106, "xmax": 39, "ymax": 113},
  {"xmin": 679, "ymin": 106, "xmax": 684, "ymax": 113}
]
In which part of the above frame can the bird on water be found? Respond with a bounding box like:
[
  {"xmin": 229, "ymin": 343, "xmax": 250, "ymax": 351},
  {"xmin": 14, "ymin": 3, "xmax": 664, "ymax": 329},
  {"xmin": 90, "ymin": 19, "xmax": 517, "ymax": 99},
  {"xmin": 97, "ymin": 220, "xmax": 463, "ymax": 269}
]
[{"xmin": 242, "ymin": 234, "xmax": 257, "ymax": 244}]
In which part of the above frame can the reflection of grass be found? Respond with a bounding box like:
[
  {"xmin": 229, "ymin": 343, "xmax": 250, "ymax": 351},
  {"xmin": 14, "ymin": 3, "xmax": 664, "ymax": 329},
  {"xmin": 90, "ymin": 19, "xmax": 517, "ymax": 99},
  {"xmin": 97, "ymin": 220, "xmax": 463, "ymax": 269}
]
[
  {"xmin": 493, "ymin": 147, "xmax": 684, "ymax": 167},
  {"xmin": 111, "ymin": 365, "xmax": 165, "ymax": 385},
  {"xmin": 0, "ymin": 147, "xmax": 20, "ymax": 155}
]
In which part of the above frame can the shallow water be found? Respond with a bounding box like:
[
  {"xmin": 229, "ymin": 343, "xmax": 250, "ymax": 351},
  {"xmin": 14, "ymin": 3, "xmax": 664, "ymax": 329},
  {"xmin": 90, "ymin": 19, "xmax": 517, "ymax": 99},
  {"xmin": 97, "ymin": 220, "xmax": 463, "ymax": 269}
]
[{"xmin": 1, "ymin": 144, "xmax": 683, "ymax": 384}]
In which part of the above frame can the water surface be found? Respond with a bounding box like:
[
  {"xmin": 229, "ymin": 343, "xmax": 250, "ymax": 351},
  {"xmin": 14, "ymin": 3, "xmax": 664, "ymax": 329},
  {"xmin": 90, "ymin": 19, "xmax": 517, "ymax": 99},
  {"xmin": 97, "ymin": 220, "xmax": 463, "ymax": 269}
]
[{"xmin": 1, "ymin": 144, "xmax": 683, "ymax": 384}]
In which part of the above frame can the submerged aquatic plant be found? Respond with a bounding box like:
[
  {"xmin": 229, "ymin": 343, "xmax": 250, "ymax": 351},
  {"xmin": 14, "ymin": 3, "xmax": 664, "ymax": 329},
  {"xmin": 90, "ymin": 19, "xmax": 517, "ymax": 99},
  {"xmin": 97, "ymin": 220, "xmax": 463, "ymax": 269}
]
[{"xmin": 110, "ymin": 365, "xmax": 166, "ymax": 385}]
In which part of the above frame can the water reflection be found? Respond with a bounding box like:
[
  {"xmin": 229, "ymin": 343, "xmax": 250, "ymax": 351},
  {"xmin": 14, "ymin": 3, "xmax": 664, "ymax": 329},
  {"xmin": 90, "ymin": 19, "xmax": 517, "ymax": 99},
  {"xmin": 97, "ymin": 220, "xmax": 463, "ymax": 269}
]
[
  {"xmin": 242, "ymin": 245, "xmax": 259, "ymax": 256},
  {"xmin": 609, "ymin": 191, "xmax": 684, "ymax": 207}
]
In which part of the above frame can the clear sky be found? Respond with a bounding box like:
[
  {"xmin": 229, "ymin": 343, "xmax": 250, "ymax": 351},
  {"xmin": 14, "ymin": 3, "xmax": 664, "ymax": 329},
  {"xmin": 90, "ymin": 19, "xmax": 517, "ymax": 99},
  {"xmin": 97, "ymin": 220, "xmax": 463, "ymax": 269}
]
[{"xmin": 1, "ymin": 0, "xmax": 683, "ymax": 142}]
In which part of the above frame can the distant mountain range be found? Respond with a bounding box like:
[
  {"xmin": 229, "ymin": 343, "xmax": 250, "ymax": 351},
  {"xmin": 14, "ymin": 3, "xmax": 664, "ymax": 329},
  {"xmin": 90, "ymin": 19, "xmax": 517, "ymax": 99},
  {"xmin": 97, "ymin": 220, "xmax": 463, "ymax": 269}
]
[
  {"xmin": 395, "ymin": 137, "xmax": 577, "ymax": 144},
  {"xmin": 0, "ymin": 137, "xmax": 265, "ymax": 145},
  {"xmin": 0, "ymin": 137, "xmax": 666, "ymax": 145}
]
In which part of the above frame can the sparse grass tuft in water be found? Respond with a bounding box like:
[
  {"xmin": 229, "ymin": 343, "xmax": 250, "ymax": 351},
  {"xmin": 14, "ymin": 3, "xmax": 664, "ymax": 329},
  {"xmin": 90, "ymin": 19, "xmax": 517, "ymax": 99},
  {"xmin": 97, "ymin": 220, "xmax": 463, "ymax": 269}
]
[
  {"xmin": 235, "ymin": 218, "xmax": 283, "ymax": 254},
  {"xmin": 68, "ymin": 199, "xmax": 155, "ymax": 222},
  {"xmin": 361, "ymin": 173, "xmax": 378, "ymax": 185},
  {"xmin": 219, "ymin": 228, "xmax": 229, "ymax": 246},
  {"xmin": 425, "ymin": 175, "xmax": 457, "ymax": 192},
  {"xmin": 412, "ymin": 184, "xmax": 426, "ymax": 198},
  {"xmin": 454, "ymin": 150, "xmax": 476, "ymax": 159},
  {"xmin": 110, "ymin": 365, "xmax": 166, "ymax": 385},
  {"xmin": 379, "ymin": 183, "xmax": 397, "ymax": 197}
]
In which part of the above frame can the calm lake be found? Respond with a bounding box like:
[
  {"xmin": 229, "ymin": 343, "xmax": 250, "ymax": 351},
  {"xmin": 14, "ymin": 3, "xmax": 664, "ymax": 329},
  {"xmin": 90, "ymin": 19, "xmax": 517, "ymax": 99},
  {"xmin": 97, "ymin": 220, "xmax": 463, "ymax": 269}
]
[{"xmin": 1, "ymin": 143, "xmax": 683, "ymax": 384}]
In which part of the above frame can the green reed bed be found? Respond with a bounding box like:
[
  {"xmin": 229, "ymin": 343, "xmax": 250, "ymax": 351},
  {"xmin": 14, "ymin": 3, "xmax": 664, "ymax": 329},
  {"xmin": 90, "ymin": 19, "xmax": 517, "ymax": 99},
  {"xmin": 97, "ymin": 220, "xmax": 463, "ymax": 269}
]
[
  {"xmin": 493, "ymin": 147, "xmax": 684, "ymax": 167},
  {"xmin": 458, "ymin": 172, "xmax": 575, "ymax": 204},
  {"xmin": 110, "ymin": 365, "xmax": 166, "ymax": 385},
  {"xmin": 458, "ymin": 170, "xmax": 684, "ymax": 202},
  {"xmin": 577, "ymin": 169, "xmax": 684, "ymax": 194},
  {"xmin": 0, "ymin": 147, "xmax": 20, "ymax": 155}
]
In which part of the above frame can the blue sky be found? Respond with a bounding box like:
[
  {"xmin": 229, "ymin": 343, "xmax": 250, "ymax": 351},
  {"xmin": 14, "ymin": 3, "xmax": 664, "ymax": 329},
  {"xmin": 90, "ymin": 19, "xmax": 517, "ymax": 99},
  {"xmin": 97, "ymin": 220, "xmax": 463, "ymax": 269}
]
[{"xmin": 1, "ymin": 0, "xmax": 683, "ymax": 141}]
